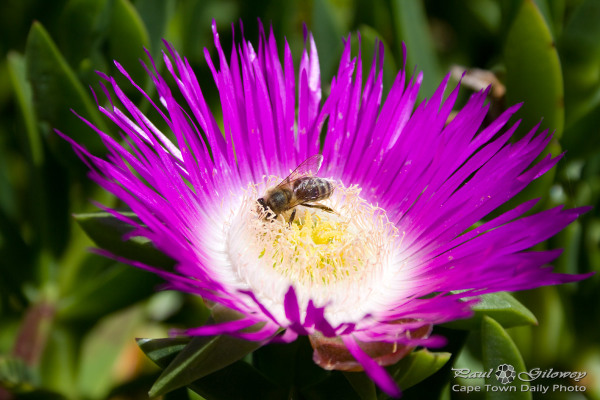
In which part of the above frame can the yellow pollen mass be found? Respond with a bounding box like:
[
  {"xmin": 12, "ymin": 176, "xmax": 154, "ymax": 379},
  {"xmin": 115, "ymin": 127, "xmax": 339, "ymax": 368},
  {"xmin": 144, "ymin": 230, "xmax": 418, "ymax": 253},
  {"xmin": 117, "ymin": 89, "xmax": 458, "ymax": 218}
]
[
  {"xmin": 236, "ymin": 179, "xmax": 397, "ymax": 288},
  {"xmin": 264, "ymin": 210, "xmax": 358, "ymax": 285}
]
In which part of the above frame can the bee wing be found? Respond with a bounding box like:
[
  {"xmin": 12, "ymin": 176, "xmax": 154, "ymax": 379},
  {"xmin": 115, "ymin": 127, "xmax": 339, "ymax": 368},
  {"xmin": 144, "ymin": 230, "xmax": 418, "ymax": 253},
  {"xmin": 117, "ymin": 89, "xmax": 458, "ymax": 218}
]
[
  {"xmin": 276, "ymin": 154, "xmax": 324, "ymax": 188},
  {"xmin": 285, "ymin": 179, "xmax": 336, "ymax": 210}
]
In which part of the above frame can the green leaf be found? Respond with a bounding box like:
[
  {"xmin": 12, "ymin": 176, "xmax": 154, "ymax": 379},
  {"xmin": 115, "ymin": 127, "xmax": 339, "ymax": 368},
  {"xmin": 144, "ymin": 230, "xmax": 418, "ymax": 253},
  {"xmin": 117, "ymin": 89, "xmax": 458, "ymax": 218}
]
[
  {"xmin": 108, "ymin": 0, "xmax": 151, "ymax": 91},
  {"xmin": 135, "ymin": 0, "xmax": 172, "ymax": 56},
  {"xmin": 499, "ymin": 0, "xmax": 523, "ymax": 39},
  {"xmin": 25, "ymin": 21, "xmax": 108, "ymax": 160},
  {"xmin": 562, "ymin": 100, "xmax": 600, "ymax": 158},
  {"xmin": 532, "ymin": 0, "xmax": 554, "ymax": 35},
  {"xmin": 0, "ymin": 57, "xmax": 33, "ymax": 284},
  {"xmin": 77, "ymin": 306, "xmax": 144, "ymax": 399},
  {"xmin": 300, "ymin": 371, "xmax": 361, "ymax": 400},
  {"xmin": 137, "ymin": 337, "xmax": 192, "ymax": 367},
  {"xmin": 546, "ymin": 0, "xmax": 565, "ymax": 37},
  {"xmin": 560, "ymin": 0, "xmax": 600, "ymax": 128},
  {"xmin": 7, "ymin": 51, "xmax": 70, "ymax": 260},
  {"xmin": 481, "ymin": 316, "xmax": 530, "ymax": 400},
  {"xmin": 59, "ymin": 0, "xmax": 109, "ymax": 66},
  {"xmin": 391, "ymin": 0, "xmax": 442, "ymax": 98},
  {"xmin": 186, "ymin": 361, "xmax": 281, "ymax": 400},
  {"xmin": 442, "ymin": 292, "xmax": 537, "ymax": 330},
  {"xmin": 504, "ymin": 0, "xmax": 564, "ymax": 138},
  {"xmin": 387, "ymin": 349, "xmax": 451, "ymax": 392},
  {"xmin": 149, "ymin": 334, "xmax": 264, "ymax": 397},
  {"xmin": 57, "ymin": 262, "xmax": 163, "ymax": 321},
  {"xmin": 343, "ymin": 371, "xmax": 377, "ymax": 400},
  {"xmin": 138, "ymin": 337, "xmax": 281, "ymax": 400},
  {"xmin": 0, "ymin": 356, "xmax": 38, "ymax": 391},
  {"xmin": 7, "ymin": 52, "xmax": 42, "ymax": 168},
  {"xmin": 251, "ymin": 339, "xmax": 299, "ymax": 389},
  {"xmin": 39, "ymin": 325, "xmax": 77, "ymax": 398},
  {"xmin": 312, "ymin": 0, "xmax": 347, "ymax": 78},
  {"xmin": 554, "ymin": 219, "xmax": 583, "ymax": 276},
  {"xmin": 512, "ymin": 286, "xmax": 568, "ymax": 366},
  {"xmin": 73, "ymin": 211, "xmax": 176, "ymax": 269}
]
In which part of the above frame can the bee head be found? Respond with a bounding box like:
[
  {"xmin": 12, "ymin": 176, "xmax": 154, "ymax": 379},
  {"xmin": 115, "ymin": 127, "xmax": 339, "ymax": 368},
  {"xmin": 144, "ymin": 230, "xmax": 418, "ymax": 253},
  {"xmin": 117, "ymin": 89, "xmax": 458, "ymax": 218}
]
[{"xmin": 257, "ymin": 197, "xmax": 268, "ymax": 212}]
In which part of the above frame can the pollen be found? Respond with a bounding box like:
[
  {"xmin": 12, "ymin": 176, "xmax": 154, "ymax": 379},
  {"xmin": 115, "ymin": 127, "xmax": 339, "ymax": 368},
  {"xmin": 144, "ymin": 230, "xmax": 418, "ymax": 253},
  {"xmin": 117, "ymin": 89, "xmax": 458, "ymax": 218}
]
[
  {"xmin": 228, "ymin": 177, "xmax": 399, "ymax": 291},
  {"xmin": 275, "ymin": 210, "xmax": 354, "ymax": 284}
]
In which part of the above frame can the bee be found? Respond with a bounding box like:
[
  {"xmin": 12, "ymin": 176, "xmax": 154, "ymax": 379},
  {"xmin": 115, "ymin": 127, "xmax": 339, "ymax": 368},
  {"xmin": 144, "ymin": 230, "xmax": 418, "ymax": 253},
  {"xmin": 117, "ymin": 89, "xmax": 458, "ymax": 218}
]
[{"xmin": 257, "ymin": 154, "xmax": 335, "ymax": 224}]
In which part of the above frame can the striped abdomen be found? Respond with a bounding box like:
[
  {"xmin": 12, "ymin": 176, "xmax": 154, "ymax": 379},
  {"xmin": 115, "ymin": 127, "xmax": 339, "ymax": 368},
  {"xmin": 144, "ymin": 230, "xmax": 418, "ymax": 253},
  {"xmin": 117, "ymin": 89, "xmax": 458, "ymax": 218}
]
[{"xmin": 293, "ymin": 177, "xmax": 334, "ymax": 202}]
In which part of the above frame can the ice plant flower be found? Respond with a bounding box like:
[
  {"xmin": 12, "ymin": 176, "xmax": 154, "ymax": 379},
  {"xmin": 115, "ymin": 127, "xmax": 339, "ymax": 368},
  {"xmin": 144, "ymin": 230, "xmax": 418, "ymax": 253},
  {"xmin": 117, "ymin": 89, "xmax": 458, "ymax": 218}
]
[{"xmin": 59, "ymin": 21, "xmax": 592, "ymax": 397}]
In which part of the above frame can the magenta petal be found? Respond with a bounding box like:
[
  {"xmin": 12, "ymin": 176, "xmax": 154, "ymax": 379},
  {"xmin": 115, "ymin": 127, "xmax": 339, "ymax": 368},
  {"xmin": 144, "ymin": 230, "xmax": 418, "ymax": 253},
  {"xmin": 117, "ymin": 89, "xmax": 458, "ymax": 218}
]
[
  {"xmin": 58, "ymin": 18, "xmax": 593, "ymax": 398},
  {"xmin": 341, "ymin": 335, "xmax": 401, "ymax": 398}
]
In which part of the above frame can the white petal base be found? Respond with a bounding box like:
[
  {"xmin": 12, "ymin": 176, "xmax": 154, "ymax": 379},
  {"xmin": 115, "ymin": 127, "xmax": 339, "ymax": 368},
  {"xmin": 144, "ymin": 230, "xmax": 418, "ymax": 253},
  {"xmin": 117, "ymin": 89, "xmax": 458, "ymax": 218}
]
[{"xmin": 225, "ymin": 177, "xmax": 402, "ymax": 328}]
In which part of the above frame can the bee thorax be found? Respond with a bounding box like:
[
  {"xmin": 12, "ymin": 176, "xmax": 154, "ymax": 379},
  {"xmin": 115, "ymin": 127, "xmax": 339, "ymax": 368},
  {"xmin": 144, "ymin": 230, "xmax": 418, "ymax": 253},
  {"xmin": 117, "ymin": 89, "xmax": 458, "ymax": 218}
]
[{"xmin": 260, "ymin": 187, "xmax": 293, "ymax": 215}]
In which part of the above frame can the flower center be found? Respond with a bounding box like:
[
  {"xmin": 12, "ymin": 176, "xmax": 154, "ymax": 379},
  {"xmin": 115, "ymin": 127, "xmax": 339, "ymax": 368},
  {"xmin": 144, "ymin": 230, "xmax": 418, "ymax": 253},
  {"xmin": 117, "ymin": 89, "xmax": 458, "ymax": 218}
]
[
  {"xmin": 226, "ymin": 176, "xmax": 400, "ymax": 323},
  {"xmin": 266, "ymin": 207, "xmax": 368, "ymax": 285}
]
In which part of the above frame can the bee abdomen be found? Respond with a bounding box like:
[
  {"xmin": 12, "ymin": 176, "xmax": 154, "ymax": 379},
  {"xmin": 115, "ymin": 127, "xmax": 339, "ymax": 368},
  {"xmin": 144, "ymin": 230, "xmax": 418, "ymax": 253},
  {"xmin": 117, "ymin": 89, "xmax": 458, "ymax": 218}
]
[{"xmin": 293, "ymin": 177, "xmax": 334, "ymax": 201}]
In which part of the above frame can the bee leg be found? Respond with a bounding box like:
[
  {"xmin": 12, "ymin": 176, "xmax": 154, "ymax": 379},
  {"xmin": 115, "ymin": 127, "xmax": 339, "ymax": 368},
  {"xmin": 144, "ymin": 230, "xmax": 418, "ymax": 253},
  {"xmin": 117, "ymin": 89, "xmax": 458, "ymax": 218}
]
[
  {"xmin": 303, "ymin": 204, "xmax": 335, "ymax": 213},
  {"xmin": 288, "ymin": 209, "xmax": 297, "ymax": 225}
]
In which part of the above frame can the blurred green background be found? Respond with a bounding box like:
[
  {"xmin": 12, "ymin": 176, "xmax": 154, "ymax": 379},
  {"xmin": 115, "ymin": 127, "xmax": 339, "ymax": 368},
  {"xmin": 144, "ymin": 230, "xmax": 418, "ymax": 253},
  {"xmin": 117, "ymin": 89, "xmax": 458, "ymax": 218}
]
[{"xmin": 0, "ymin": 0, "xmax": 599, "ymax": 399}]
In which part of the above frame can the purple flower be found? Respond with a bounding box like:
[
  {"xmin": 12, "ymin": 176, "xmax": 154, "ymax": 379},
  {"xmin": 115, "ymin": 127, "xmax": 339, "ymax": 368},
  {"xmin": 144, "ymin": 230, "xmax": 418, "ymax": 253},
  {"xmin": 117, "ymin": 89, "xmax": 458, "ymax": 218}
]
[{"xmin": 59, "ymin": 20, "xmax": 592, "ymax": 397}]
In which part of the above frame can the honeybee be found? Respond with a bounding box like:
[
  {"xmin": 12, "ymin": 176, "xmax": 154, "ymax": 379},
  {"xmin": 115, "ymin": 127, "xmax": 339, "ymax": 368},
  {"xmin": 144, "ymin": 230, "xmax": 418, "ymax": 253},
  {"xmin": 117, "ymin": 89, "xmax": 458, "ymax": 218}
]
[{"xmin": 257, "ymin": 154, "xmax": 335, "ymax": 224}]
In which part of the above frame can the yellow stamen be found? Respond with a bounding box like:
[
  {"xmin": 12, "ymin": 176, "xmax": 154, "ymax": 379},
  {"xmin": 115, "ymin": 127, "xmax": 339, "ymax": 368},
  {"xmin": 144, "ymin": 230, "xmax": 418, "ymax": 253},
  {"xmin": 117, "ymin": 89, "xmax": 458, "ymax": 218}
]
[{"xmin": 234, "ymin": 178, "xmax": 398, "ymax": 287}]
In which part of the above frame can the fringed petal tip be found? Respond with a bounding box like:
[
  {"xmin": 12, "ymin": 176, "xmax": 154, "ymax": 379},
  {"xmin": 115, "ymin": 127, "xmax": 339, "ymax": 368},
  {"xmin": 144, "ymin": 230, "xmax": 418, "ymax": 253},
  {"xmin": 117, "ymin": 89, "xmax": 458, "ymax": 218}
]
[
  {"xmin": 168, "ymin": 328, "xmax": 187, "ymax": 337},
  {"xmin": 59, "ymin": 18, "xmax": 594, "ymax": 400}
]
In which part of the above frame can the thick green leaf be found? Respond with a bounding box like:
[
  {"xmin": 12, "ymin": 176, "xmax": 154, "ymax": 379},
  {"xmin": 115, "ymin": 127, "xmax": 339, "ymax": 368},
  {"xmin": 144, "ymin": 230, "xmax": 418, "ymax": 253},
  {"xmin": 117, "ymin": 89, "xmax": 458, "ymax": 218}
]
[
  {"xmin": 499, "ymin": 0, "xmax": 523, "ymax": 39},
  {"xmin": 0, "ymin": 137, "xmax": 16, "ymax": 223},
  {"xmin": 577, "ymin": 348, "xmax": 600, "ymax": 399},
  {"xmin": 442, "ymin": 292, "xmax": 537, "ymax": 330},
  {"xmin": 560, "ymin": 0, "xmax": 600, "ymax": 128},
  {"xmin": 562, "ymin": 99, "xmax": 600, "ymax": 158},
  {"xmin": 481, "ymin": 316, "xmax": 530, "ymax": 400},
  {"xmin": 7, "ymin": 51, "xmax": 67, "ymax": 260},
  {"xmin": 59, "ymin": 0, "xmax": 109, "ymax": 65},
  {"xmin": 25, "ymin": 22, "xmax": 107, "ymax": 159},
  {"xmin": 137, "ymin": 337, "xmax": 192, "ymax": 368},
  {"xmin": 546, "ymin": 0, "xmax": 565, "ymax": 37},
  {"xmin": 39, "ymin": 325, "xmax": 77, "ymax": 398},
  {"xmin": 251, "ymin": 338, "xmax": 299, "ymax": 389},
  {"xmin": 138, "ymin": 337, "xmax": 281, "ymax": 400},
  {"xmin": 554, "ymin": 219, "xmax": 583, "ymax": 276},
  {"xmin": 0, "ymin": 356, "xmax": 38, "ymax": 391},
  {"xmin": 584, "ymin": 217, "xmax": 600, "ymax": 276},
  {"xmin": 186, "ymin": 360, "xmax": 282, "ymax": 400},
  {"xmin": 343, "ymin": 371, "xmax": 377, "ymax": 400},
  {"xmin": 387, "ymin": 349, "xmax": 451, "ymax": 392},
  {"xmin": 300, "ymin": 371, "xmax": 362, "ymax": 400},
  {"xmin": 512, "ymin": 286, "xmax": 567, "ymax": 366},
  {"xmin": 108, "ymin": 0, "xmax": 150, "ymax": 91},
  {"xmin": 7, "ymin": 52, "xmax": 42, "ymax": 168},
  {"xmin": 0, "ymin": 212, "xmax": 29, "ymax": 297},
  {"xmin": 532, "ymin": 0, "xmax": 554, "ymax": 35},
  {"xmin": 57, "ymin": 262, "xmax": 163, "ymax": 321},
  {"xmin": 504, "ymin": 0, "xmax": 564, "ymax": 138},
  {"xmin": 391, "ymin": 0, "xmax": 442, "ymax": 98},
  {"xmin": 0, "ymin": 57, "xmax": 33, "ymax": 284},
  {"xmin": 135, "ymin": 0, "xmax": 172, "ymax": 56},
  {"xmin": 149, "ymin": 334, "xmax": 263, "ymax": 397},
  {"xmin": 312, "ymin": 0, "xmax": 346, "ymax": 79},
  {"xmin": 74, "ymin": 211, "xmax": 176, "ymax": 269},
  {"xmin": 77, "ymin": 306, "xmax": 144, "ymax": 399}
]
